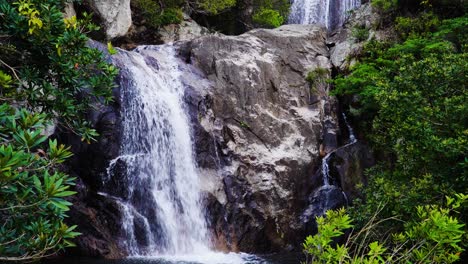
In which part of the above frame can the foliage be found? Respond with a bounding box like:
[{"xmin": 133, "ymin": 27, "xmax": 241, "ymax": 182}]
[
  {"xmin": 0, "ymin": 0, "xmax": 118, "ymax": 142},
  {"xmin": 0, "ymin": 0, "xmax": 117, "ymax": 260},
  {"xmin": 395, "ymin": 12, "xmax": 440, "ymax": 39},
  {"xmin": 198, "ymin": 0, "xmax": 236, "ymax": 15},
  {"xmin": 332, "ymin": 12, "xmax": 468, "ymax": 258},
  {"xmin": 253, "ymin": 8, "xmax": 283, "ymax": 28},
  {"xmin": 252, "ymin": 0, "xmax": 289, "ymax": 28},
  {"xmin": 133, "ymin": 0, "xmax": 184, "ymax": 28},
  {"xmin": 0, "ymin": 104, "xmax": 79, "ymax": 261},
  {"xmin": 303, "ymin": 195, "xmax": 466, "ymax": 263},
  {"xmin": 351, "ymin": 26, "xmax": 370, "ymax": 42},
  {"xmin": 303, "ymin": 208, "xmax": 353, "ymax": 263},
  {"xmin": 306, "ymin": 67, "xmax": 329, "ymax": 93},
  {"xmin": 370, "ymin": 0, "xmax": 398, "ymax": 13}
]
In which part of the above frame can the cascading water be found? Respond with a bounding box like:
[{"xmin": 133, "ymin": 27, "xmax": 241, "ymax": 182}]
[
  {"xmin": 301, "ymin": 112, "xmax": 357, "ymax": 219},
  {"xmin": 105, "ymin": 45, "xmax": 264, "ymax": 263},
  {"xmin": 109, "ymin": 45, "xmax": 211, "ymax": 255},
  {"xmin": 288, "ymin": 0, "xmax": 361, "ymax": 30},
  {"xmin": 321, "ymin": 113, "xmax": 357, "ymax": 187}
]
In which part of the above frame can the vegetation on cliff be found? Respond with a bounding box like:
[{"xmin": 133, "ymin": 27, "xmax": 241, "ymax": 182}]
[
  {"xmin": 131, "ymin": 0, "xmax": 289, "ymax": 31},
  {"xmin": 0, "ymin": 0, "xmax": 116, "ymax": 260},
  {"xmin": 304, "ymin": 0, "xmax": 467, "ymax": 262}
]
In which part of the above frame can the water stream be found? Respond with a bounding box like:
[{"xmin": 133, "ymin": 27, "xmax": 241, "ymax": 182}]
[
  {"xmin": 321, "ymin": 113, "xmax": 357, "ymax": 187},
  {"xmin": 112, "ymin": 45, "xmax": 211, "ymax": 255},
  {"xmin": 288, "ymin": 0, "xmax": 361, "ymax": 30}
]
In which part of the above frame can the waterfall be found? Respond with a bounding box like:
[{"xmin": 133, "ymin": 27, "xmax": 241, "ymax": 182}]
[
  {"xmin": 105, "ymin": 45, "xmax": 264, "ymax": 263},
  {"xmin": 108, "ymin": 45, "xmax": 210, "ymax": 255},
  {"xmin": 288, "ymin": 0, "xmax": 361, "ymax": 30}
]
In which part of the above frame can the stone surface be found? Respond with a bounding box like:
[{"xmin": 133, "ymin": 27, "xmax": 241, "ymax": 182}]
[
  {"xmin": 177, "ymin": 24, "xmax": 340, "ymax": 252},
  {"xmin": 86, "ymin": 0, "xmax": 132, "ymax": 39},
  {"xmin": 330, "ymin": 142, "xmax": 374, "ymax": 200},
  {"xmin": 328, "ymin": 3, "xmax": 376, "ymax": 70},
  {"xmin": 159, "ymin": 13, "xmax": 211, "ymax": 43},
  {"xmin": 63, "ymin": 2, "xmax": 76, "ymax": 19}
]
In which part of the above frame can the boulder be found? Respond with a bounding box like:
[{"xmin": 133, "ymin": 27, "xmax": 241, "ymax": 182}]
[
  {"xmin": 86, "ymin": 0, "xmax": 132, "ymax": 39},
  {"xmin": 159, "ymin": 13, "xmax": 211, "ymax": 43}
]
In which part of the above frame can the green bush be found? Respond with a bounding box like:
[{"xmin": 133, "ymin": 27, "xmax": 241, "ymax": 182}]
[
  {"xmin": 304, "ymin": 195, "xmax": 466, "ymax": 263},
  {"xmin": 133, "ymin": 0, "xmax": 184, "ymax": 28},
  {"xmin": 395, "ymin": 12, "xmax": 440, "ymax": 39},
  {"xmin": 332, "ymin": 14, "xmax": 468, "ymax": 254},
  {"xmin": 160, "ymin": 7, "xmax": 184, "ymax": 25},
  {"xmin": 252, "ymin": 0, "xmax": 289, "ymax": 28},
  {"xmin": 0, "ymin": 0, "xmax": 117, "ymax": 260},
  {"xmin": 306, "ymin": 67, "xmax": 329, "ymax": 93},
  {"xmin": 371, "ymin": 0, "xmax": 398, "ymax": 12},
  {"xmin": 352, "ymin": 26, "xmax": 370, "ymax": 42},
  {"xmin": 0, "ymin": 104, "xmax": 79, "ymax": 261},
  {"xmin": 198, "ymin": 0, "xmax": 236, "ymax": 15},
  {"xmin": 253, "ymin": 8, "xmax": 284, "ymax": 28}
]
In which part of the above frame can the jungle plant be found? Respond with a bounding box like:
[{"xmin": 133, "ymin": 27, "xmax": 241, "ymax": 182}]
[
  {"xmin": 253, "ymin": 8, "xmax": 283, "ymax": 28},
  {"xmin": 0, "ymin": 0, "xmax": 117, "ymax": 260},
  {"xmin": 303, "ymin": 194, "xmax": 467, "ymax": 263}
]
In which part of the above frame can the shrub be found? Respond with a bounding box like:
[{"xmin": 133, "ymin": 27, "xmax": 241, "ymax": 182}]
[
  {"xmin": 304, "ymin": 194, "xmax": 466, "ymax": 263},
  {"xmin": 352, "ymin": 26, "xmax": 370, "ymax": 42},
  {"xmin": 198, "ymin": 0, "xmax": 236, "ymax": 15},
  {"xmin": 0, "ymin": 0, "xmax": 117, "ymax": 260},
  {"xmin": 306, "ymin": 67, "xmax": 329, "ymax": 93},
  {"xmin": 0, "ymin": 104, "xmax": 79, "ymax": 261},
  {"xmin": 395, "ymin": 12, "xmax": 440, "ymax": 39},
  {"xmin": 332, "ymin": 14, "xmax": 468, "ymax": 254},
  {"xmin": 371, "ymin": 0, "xmax": 398, "ymax": 12},
  {"xmin": 253, "ymin": 8, "xmax": 284, "ymax": 28},
  {"xmin": 252, "ymin": 0, "xmax": 289, "ymax": 28},
  {"xmin": 133, "ymin": 0, "xmax": 184, "ymax": 28}
]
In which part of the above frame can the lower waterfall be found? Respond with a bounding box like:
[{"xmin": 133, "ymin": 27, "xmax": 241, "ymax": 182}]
[
  {"xmin": 288, "ymin": 0, "xmax": 361, "ymax": 30},
  {"xmin": 106, "ymin": 45, "xmax": 260, "ymax": 263}
]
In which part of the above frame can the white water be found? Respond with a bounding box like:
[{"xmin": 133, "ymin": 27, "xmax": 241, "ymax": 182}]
[
  {"xmin": 288, "ymin": 0, "xmax": 361, "ymax": 30},
  {"xmin": 112, "ymin": 45, "xmax": 210, "ymax": 255}
]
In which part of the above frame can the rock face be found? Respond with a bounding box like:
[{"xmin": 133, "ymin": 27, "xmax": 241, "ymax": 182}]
[
  {"xmin": 176, "ymin": 24, "xmax": 339, "ymax": 252},
  {"xmin": 86, "ymin": 0, "xmax": 132, "ymax": 39},
  {"xmin": 328, "ymin": 3, "xmax": 394, "ymax": 70},
  {"xmin": 159, "ymin": 13, "xmax": 211, "ymax": 43}
]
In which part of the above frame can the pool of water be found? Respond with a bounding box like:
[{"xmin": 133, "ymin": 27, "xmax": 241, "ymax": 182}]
[{"xmin": 43, "ymin": 252, "xmax": 303, "ymax": 264}]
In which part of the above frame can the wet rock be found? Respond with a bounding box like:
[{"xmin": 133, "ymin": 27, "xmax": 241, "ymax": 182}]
[
  {"xmin": 66, "ymin": 178, "xmax": 126, "ymax": 258},
  {"xmin": 330, "ymin": 142, "xmax": 374, "ymax": 200}
]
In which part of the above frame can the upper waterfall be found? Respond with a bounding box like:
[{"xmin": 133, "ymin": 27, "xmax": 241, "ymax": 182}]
[{"xmin": 288, "ymin": 0, "xmax": 361, "ymax": 30}]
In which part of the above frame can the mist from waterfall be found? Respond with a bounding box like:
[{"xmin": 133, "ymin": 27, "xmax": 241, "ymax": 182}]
[{"xmin": 288, "ymin": 0, "xmax": 361, "ymax": 30}]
